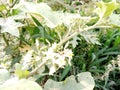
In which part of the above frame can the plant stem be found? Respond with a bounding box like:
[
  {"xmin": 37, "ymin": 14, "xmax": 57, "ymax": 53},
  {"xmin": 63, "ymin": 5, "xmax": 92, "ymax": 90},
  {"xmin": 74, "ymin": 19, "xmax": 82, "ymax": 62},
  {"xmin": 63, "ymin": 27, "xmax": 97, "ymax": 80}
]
[
  {"xmin": 27, "ymin": 19, "xmax": 112, "ymax": 78},
  {"xmin": 10, "ymin": 0, "xmax": 18, "ymax": 8},
  {"xmin": 6, "ymin": 0, "xmax": 18, "ymax": 16},
  {"xmin": 27, "ymin": 59, "xmax": 47, "ymax": 78},
  {"xmin": 27, "ymin": 25, "xmax": 111, "ymax": 78},
  {"xmin": 2, "ymin": 33, "xmax": 9, "ymax": 46},
  {"xmin": 58, "ymin": 25, "xmax": 112, "ymax": 47}
]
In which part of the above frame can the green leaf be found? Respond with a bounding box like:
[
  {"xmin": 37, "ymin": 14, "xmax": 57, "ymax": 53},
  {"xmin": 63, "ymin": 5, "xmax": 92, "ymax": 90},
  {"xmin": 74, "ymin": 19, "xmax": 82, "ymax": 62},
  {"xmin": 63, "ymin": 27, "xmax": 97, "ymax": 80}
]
[
  {"xmin": 11, "ymin": 55, "xmax": 22, "ymax": 67},
  {"xmin": 44, "ymin": 72, "xmax": 95, "ymax": 90},
  {"xmin": 27, "ymin": 26, "xmax": 40, "ymax": 36},
  {"xmin": 0, "ymin": 4, "xmax": 6, "ymax": 11},
  {"xmin": 114, "ymin": 36, "xmax": 120, "ymax": 46},
  {"xmin": 9, "ymin": 0, "xmax": 13, "ymax": 3},
  {"xmin": 103, "ymin": 51, "xmax": 120, "ymax": 55},
  {"xmin": 30, "ymin": 15, "xmax": 45, "ymax": 40},
  {"xmin": 31, "ymin": 15, "xmax": 53, "ymax": 41},
  {"xmin": 91, "ymin": 56, "xmax": 108, "ymax": 66},
  {"xmin": 95, "ymin": 1, "xmax": 119, "ymax": 18},
  {"xmin": 15, "ymin": 63, "xmax": 29, "ymax": 79},
  {"xmin": 89, "ymin": 69, "xmax": 105, "ymax": 73},
  {"xmin": 4, "ymin": 45, "xmax": 15, "ymax": 55},
  {"xmin": 59, "ymin": 65, "xmax": 71, "ymax": 81},
  {"xmin": 30, "ymin": 15, "xmax": 43, "ymax": 26},
  {"xmin": 0, "ymin": 78, "xmax": 43, "ymax": 90},
  {"xmin": 96, "ymin": 46, "xmax": 108, "ymax": 56}
]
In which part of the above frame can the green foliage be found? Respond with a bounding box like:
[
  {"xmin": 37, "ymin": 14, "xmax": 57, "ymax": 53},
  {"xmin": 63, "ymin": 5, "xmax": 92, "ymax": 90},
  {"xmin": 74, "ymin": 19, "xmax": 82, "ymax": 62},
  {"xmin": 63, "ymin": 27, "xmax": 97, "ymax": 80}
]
[
  {"xmin": 72, "ymin": 28, "xmax": 120, "ymax": 89},
  {"xmin": 59, "ymin": 65, "xmax": 71, "ymax": 81},
  {"xmin": 15, "ymin": 63, "xmax": 29, "ymax": 79},
  {"xmin": 30, "ymin": 15, "xmax": 54, "ymax": 43},
  {"xmin": 0, "ymin": 4, "xmax": 6, "ymax": 12},
  {"xmin": 95, "ymin": 0, "xmax": 119, "ymax": 20},
  {"xmin": 0, "ymin": 0, "xmax": 120, "ymax": 90}
]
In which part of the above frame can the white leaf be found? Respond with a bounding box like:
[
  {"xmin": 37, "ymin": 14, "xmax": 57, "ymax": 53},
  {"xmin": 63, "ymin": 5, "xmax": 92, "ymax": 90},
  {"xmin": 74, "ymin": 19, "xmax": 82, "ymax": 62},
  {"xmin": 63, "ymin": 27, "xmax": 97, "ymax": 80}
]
[
  {"xmin": 0, "ymin": 16, "xmax": 23, "ymax": 37},
  {"xmin": 13, "ymin": 1, "xmax": 61, "ymax": 28},
  {"xmin": 109, "ymin": 13, "xmax": 120, "ymax": 26},
  {"xmin": 13, "ymin": 1, "xmax": 83, "ymax": 28},
  {"xmin": 13, "ymin": 1, "xmax": 51, "ymax": 14},
  {"xmin": 69, "ymin": 36, "xmax": 81, "ymax": 48},
  {"xmin": 0, "ymin": 69, "xmax": 10, "ymax": 85},
  {"xmin": 0, "ymin": 78, "xmax": 43, "ymax": 90},
  {"xmin": 80, "ymin": 31, "xmax": 101, "ymax": 45},
  {"xmin": 44, "ymin": 72, "xmax": 95, "ymax": 90}
]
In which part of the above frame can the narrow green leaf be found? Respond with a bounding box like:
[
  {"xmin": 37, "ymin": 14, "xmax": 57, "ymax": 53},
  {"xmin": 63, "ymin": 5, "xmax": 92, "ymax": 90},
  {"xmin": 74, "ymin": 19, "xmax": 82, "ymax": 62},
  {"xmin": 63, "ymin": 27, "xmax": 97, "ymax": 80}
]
[
  {"xmin": 91, "ymin": 56, "xmax": 108, "ymax": 66},
  {"xmin": 11, "ymin": 55, "xmax": 22, "ymax": 67},
  {"xmin": 103, "ymin": 51, "xmax": 120, "ymax": 55},
  {"xmin": 31, "ymin": 15, "xmax": 53, "ymax": 42},
  {"xmin": 114, "ymin": 36, "xmax": 120, "ymax": 46},
  {"xmin": 30, "ymin": 15, "xmax": 45, "ymax": 42},
  {"xmin": 89, "ymin": 69, "xmax": 104, "ymax": 73},
  {"xmin": 31, "ymin": 15, "xmax": 43, "ymax": 27},
  {"xmin": 4, "ymin": 45, "xmax": 15, "ymax": 55},
  {"xmin": 59, "ymin": 65, "xmax": 71, "ymax": 81},
  {"xmin": 96, "ymin": 46, "xmax": 108, "ymax": 56}
]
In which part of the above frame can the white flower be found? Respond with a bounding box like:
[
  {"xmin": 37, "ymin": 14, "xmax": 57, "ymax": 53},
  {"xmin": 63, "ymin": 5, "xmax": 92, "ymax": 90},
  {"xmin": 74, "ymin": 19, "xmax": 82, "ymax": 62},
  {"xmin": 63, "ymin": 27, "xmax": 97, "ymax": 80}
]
[
  {"xmin": 42, "ymin": 43, "xmax": 73, "ymax": 75},
  {"xmin": 63, "ymin": 49, "xmax": 73, "ymax": 65},
  {"xmin": 117, "ymin": 56, "xmax": 120, "ymax": 69},
  {"xmin": 22, "ymin": 50, "xmax": 34, "ymax": 70},
  {"xmin": 54, "ymin": 55, "xmax": 66, "ymax": 68},
  {"xmin": 49, "ymin": 65, "xmax": 56, "ymax": 75}
]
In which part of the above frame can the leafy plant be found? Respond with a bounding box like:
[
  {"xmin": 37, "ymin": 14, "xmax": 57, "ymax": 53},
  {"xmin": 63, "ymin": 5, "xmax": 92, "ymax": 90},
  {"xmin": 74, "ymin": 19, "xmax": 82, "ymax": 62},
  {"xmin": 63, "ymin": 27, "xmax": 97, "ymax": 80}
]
[{"xmin": 0, "ymin": 0, "xmax": 120, "ymax": 90}]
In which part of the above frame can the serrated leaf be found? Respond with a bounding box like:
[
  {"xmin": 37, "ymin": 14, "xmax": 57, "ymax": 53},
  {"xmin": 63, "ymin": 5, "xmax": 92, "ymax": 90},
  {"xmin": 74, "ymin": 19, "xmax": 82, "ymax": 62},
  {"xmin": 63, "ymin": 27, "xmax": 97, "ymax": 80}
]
[
  {"xmin": 69, "ymin": 36, "xmax": 81, "ymax": 48},
  {"xmin": 80, "ymin": 31, "xmax": 101, "ymax": 45},
  {"xmin": 44, "ymin": 72, "xmax": 95, "ymax": 90}
]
